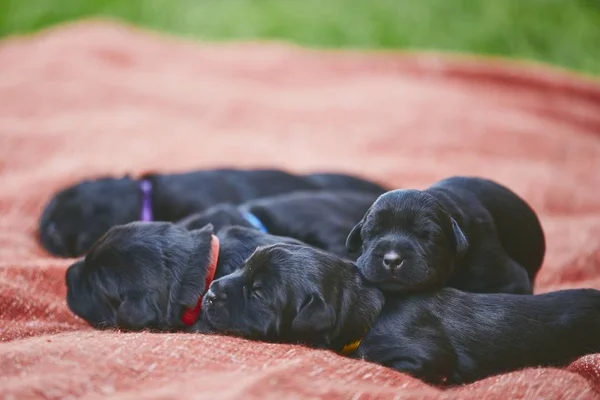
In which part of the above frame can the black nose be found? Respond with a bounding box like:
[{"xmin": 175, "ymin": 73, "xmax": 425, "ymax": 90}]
[
  {"xmin": 46, "ymin": 223, "xmax": 66, "ymax": 252},
  {"xmin": 205, "ymin": 286, "xmax": 227, "ymax": 304},
  {"xmin": 65, "ymin": 260, "xmax": 83, "ymax": 288},
  {"xmin": 382, "ymin": 251, "xmax": 404, "ymax": 270}
]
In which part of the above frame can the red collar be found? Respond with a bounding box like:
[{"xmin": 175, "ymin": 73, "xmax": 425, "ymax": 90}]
[{"xmin": 181, "ymin": 234, "xmax": 220, "ymax": 326}]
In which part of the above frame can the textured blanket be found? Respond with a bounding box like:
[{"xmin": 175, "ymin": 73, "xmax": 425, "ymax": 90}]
[{"xmin": 1, "ymin": 20, "xmax": 600, "ymax": 400}]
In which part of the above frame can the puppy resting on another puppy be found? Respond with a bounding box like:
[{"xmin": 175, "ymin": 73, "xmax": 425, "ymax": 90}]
[
  {"xmin": 202, "ymin": 243, "xmax": 600, "ymax": 385},
  {"xmin": 179, "ymin": 190, "xmax": 379, "ymax": 260},
  {"xmin": 346, "ymin": 176, "xmax": 545, "ymax": 294},
  {"xmin": 65, "ymin": 222, "xmax": 303, "ymax": 332}
]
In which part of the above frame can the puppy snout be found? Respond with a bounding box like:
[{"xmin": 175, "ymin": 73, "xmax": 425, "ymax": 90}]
[
  {"xmin": 45, "ymin": 222, "xmax": 66, "ymax": 251},
  {"xmin": 205, "ymin": 287, "xmax": 227, "ymax": 304},
  {"xmin": 383, "ymin": 251, "xmax": 404, "ymax": 271},
  {"xmin": 65, "ymin": 260, "xmax": 83, "ymax": 288}
]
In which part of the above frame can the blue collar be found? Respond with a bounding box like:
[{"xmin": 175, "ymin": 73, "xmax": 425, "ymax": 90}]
[{"xmin": 242, "ymin": 211, "xmax": 268, "ymax": 233}]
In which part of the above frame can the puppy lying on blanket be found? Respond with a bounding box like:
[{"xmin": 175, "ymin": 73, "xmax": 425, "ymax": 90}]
[
  {"xmin": 178, "ymin": 190, "xmax": 379, "ymax": 260},
  {"xmin": 65, "ymin": 222, "xmax": 303, "ymax": 331},
  {"xmin": 202, "ymin": 243, "xmax": 600, "ymax": 385},
  {"xmin": 42, "ymin": 168, "xmax": 386, "ymax": 257},
  {"xmin": 346, "ymin": 176, "xmax": 545, "ymax": 294}
]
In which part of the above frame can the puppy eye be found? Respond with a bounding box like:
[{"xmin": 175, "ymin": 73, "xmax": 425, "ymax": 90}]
[
  {"xmin": 418, "ymin": 231, "xmax": 431, "ymax": 239},
  {"xmin": 251, "ymin": 282, "xmax": 264, "ymax": 299},
  {"xmin": 251, "ymin": 281, "xmax": 263, "ymax": 292},
  {"xmin": 252, "ymin": 291, "xmax": 264, "ymax": 300}
]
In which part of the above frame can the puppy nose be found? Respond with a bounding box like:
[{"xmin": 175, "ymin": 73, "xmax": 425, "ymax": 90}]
[
  {"xmin": 205, "ymin": 288, "xmax": 227, "ymax": 303},
  {"xmin": 46, "ymin": 223, "xmax": 65, "ymax": 250},
  {"xmin": 383, "ymin": 251, "xmax": 404, "ymax": 270}
]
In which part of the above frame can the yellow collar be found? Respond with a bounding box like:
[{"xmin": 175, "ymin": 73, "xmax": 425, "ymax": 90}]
[{"xmin": 341, "ymin": 338, "xmax": 362, "ymax": 355}]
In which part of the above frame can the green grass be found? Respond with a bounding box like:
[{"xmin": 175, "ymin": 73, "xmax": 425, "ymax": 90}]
[{"xmin": 1, "ymin": 0, "xmax": 600, "ymax": 75}]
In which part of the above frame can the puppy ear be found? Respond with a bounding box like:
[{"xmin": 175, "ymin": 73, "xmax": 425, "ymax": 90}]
[
  {"xmin": 346, "ymin": 221, "xmax": 364, "ymax": 253},
  {"xmin": 190, "ymin": 223, "xmax": 214, "ymax": 236},
  {"xmin": 291, "ymin": 293, "xmax": 336, "ymax": 334},
  {"xmin": 450, "ymin": 218, "xmax": 468, "ymax": 256},
  {"xmin": 116, "ymin": 293, "xmax": 157, "ymax": 330}
]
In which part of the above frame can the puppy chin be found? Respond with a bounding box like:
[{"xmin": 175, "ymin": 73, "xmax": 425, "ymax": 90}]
[
  {"xmin": 68, "ymin": 297, "xmax": 117, "ymax": 330},
  {"xmin": 201, "ymin": 296, "xmax": 231, "ymax": 332}
]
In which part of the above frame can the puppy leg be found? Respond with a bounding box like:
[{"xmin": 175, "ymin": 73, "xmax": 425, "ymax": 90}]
[
  {"xmin": 450, "ymin": 246, "xmax": 533, "ymax": 294},
  {"xmin": 491, "ymin": 257, "xmax": 532, "ymax": 294},
  {"xmin": 375, "ymin": 325, "xmax": 457, "ymax": 386}
]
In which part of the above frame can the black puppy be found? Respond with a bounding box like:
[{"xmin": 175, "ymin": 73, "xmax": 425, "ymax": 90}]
[
  {"xmin": 42, "ymin": 168, "xmax": 386, "ymax": 257},
  {"xmin": 203, "ymin": 243, "xmax": 600, "ymax": 385},
  {"xmin": 346, "ymin": 176, "xmax": 545, "ymax": 294},
  {"xmin": 203, "ymin": 243, "xmax": 383, "ymax": 350},
  {"xmin": 65, "ymin": 221, "xmax": 303, "ymax": 332},
  {"xmin": 177, "ymin": 190, "xmax": 379, "ymax": 260}
]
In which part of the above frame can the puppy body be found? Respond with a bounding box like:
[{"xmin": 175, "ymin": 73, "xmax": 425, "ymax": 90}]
[
  {"xmin": 204, "ymin": 243, "xmax": 600, "ymax": 385},
  {"xmin": 42, "ymin": 169, "xmax": 387, "ymax": 257},
  {"xmin": 347, "ymin": 176, "xmax": 545, "ymax": 294},
  {"xmin": 358, "ymin": 288, "xmax": 600, "ymax": 385},
  {"xmin": 65, "ymin": 221, "xmax": 303, "ymax": 332},
  {"xmin": 178, "ymin": 190, "xmax": 379, "ymax": 259}
]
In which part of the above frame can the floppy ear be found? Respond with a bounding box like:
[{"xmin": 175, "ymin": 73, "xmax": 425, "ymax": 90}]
[
  {"xmin": 116, "ymin": 293, "xmax": 157, "ymax": 330},
  {"xmin": 450, "ymin": 218, "xmax": 469, "ymax": 256},
  {"xmin": 190, "ymin": 223, "xmax": 214, "ymax": 237},
  {"xmin": 291, "ymin": 293, "xmax": 336, "ymax": 334},
  {"xmin": 346, "ymin": 220, "xmax": 364, "ymax": 253}
]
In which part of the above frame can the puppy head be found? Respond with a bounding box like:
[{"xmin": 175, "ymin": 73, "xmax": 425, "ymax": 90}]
[
  {"xmin": 202, "ymin": 243, "xmax": 383, "ymax": 349},
  {"xmin": 40, "ymin": 177, "xmax": 141, "ymax": 257},
  {"xmin": 346, "ymin": 189, "xmax": 468, "ymax": 292},
  {"xmin": 177, "ymin": 204, "xmax": 252, "ymax": 231},
  {"xmin": 65, "ymin": 221, "xmax": 215, "ymax": 331}
]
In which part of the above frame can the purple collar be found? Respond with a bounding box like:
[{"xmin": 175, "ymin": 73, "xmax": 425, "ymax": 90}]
[{"xmin": 139, "ymin": 180, "xmax": 153, "ymax": 222}]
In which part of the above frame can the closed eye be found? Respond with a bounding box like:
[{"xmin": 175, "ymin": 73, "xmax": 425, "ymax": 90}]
[
  {"xmin": 250, "ymin": 281, "xmax": 264, "ymax": 300},
  {"xmin": 253, "ymin": 290, "xmax": 264, "ymax": 300},
  {"xmin": 418, "ymin": 231, "xmax": 430, "ymax": 240}
]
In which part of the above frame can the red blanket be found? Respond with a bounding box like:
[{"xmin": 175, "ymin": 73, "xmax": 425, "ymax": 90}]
[{"xmin": 2, "ymin": 20, "xmax": 600, "ymax": 399}]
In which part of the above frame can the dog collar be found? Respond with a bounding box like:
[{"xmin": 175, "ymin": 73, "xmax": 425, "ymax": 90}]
[
  {"xmin": 242, "ymin": 211, "xmax": 268, "ymax": 233},
  {"xmin": 341, "ymin": 338, "xmax": 362, "ymax": 355},
  {"xmin": 139, "ymin": 180, "xmax": 153, "ymax": 222},
  {"xmin": 341, "ymin": 328, "xmax": 370, "ymax": 355},
  {"xmin": 181, "ymin": 234, "xmax": 220, "ymax": 326}
]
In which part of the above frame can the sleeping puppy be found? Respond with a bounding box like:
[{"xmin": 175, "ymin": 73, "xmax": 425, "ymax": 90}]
[
  {"xmin": 65, "ymin": 221, "xmax": 303, "ymax": 332},
  {"xmin": 41, "ymin": 168, "xmax": 387, "ymax": 257},
  {"xmin": 346, "ymin": 176, "xmax": 545, "ymax": 294},
  {"xmin": 202, "ymin": 243, "xmax": 600, "ymax": 385},
  {"xmin": 202, "ymin": 243, "xmax": 384, "ymax": 350},
  {"xmin": 177, "ymin": 190, "xmax": 379, "ymax": 260}
]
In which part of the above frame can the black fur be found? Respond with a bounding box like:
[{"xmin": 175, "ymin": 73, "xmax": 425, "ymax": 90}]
[
  {"xmin": 358, "ymin": 288, "xmax": 600, "ymax": 385},
  {"xmin": 41, "ymin": 169, "xmax": 386, "ymax": 257},
  {"xmin": 202, "ymin": 243, "xmax": 384, "ymax": 350},
  {"xmin": 203, "ymin": 243, "xmax": 600, "ymax": 385},
  {"xmin": 65, "ymin": 221, "xmax": 303, "ymax": 332},
  {"xmin": 346, "ymin": 176, "xmax": 545, "ymax": 294},
  {"xmin": 178, "ymin": 190, "xmax": 379, "ymax": 260}
]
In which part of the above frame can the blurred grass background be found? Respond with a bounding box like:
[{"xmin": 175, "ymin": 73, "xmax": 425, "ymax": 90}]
[{"xmin": 1, "ymin": 0, "xmax": 599, "ymax": 74}]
